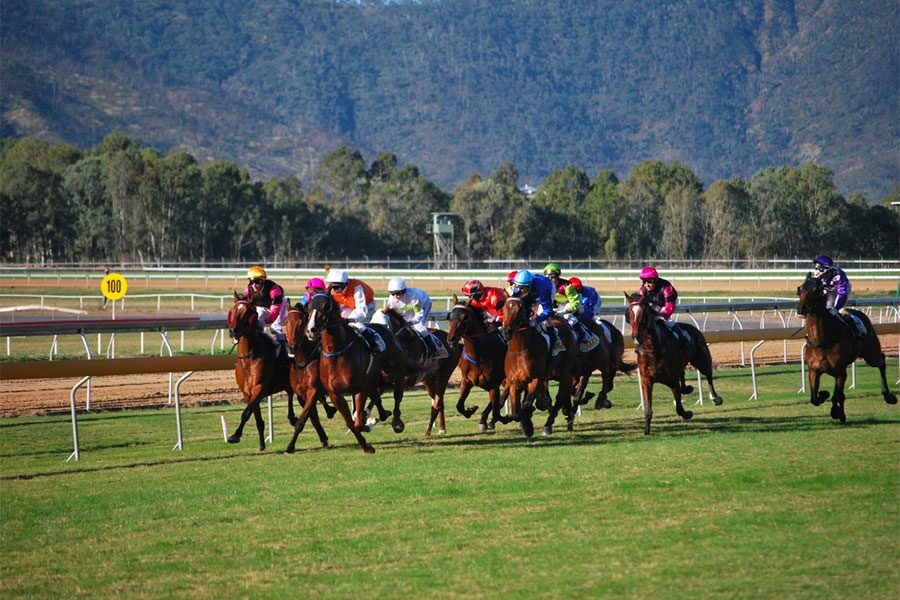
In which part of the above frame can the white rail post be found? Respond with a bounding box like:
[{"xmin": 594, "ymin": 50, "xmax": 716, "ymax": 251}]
[
  {"xmin": 173, "ymin": 371, "xmax": 193, "ymax": 451},
  {"xmin": 799, "ymin": 342, "xmax": 807, "ymax": 393},
  {"xmin": 267, "ymin": 396, "xmax": 274, "ymax": 443},
  {"xmin": 160, "ymin": 331, "xmax": 174, "ymax": 405},
  {"xmin": 748, "ymin": 340, "xmax": 766, "ymax": 400},
  {"xmin": 68, "ymin": 376, "xmax": 91, "ymax": 462},
  {"xmin": 79, "ymin": 334, "xmax": 93, "ymax": 411}
]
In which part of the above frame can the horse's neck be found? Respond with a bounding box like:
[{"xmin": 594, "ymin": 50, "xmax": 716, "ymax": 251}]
[
  {"xmin": 805, "ymin": 312, "xmax": 836, "ymax": 344},
  {"xmin": 238, "ymin": 334, "xmax": 266, "ymax": 360}
]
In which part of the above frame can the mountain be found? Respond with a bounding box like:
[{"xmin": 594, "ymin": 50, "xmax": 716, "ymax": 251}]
[{"xmin": 1, "ymin": 0, "xmax": 897, "ymax": 198}]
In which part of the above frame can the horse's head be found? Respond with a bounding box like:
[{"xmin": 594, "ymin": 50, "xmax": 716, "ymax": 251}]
[
  {"xmin": 306, "ymin": 293, "xmax": 339, "ymax": 340},
  {"xmin": 796, "ymin": 272, "xmax": 825, "ymax": 318},
  {"xmin": 284, "ymin": 303, "xmax": 310, "ymax": 356},
  {"xmin": 624, "ymin": 292, "xmax": 651, "ymax": 344},
  {"xmin": 227, "ymin": 292, "xmax": 258, "ymax": 342},
  {"xmin": 502, "ymin": 296, "xmax": 527, "ymax": 338},
  {"xmin": 447, "ymin": 300, "xmax": 476, "ymax": 345}
]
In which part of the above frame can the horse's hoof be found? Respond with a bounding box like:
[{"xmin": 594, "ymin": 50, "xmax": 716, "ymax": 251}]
[
  {"xmin": 425, "ymin": 428, "xmax": 432, "ymax": 437},
  {"xmin": 522, "ymin": 420, "xmax": 534, "ymax": 438},
  {"xmin": 566, "ymin": 420, "xmax": 574, "ymax": 432},
  {"xmin": 284, "ymin": 446, "xmax": 295, "ymax": 454},
  {"xmin": 363, "ymin": 445, "xmax": 376, "ymax": 455},
  {"xmin": 478, "ymin": 422, "xmax": 487, "ymax": 433},
  {"xmin": 321, "ymin": 441, "xmax": 330, "ymax": 448},
  {"xmin": 324, "ymin": 408, "xmax": 337, "ymax": 419},
  {"xmin": 438, "ymin": 429, "xmax": 446, "ymax": 435},
  {"xmin": 392, "ymin": 420, "xmax": 405, "ymax": 434},
  {"xmin": 681, "ymin": 385, "xmax": 694, "ymax": 394},
  {"xmin": 288, "ymin": 416, "xmax": 298, "ymax": 427},
  {"xmin": 713, "ymin": 396, "xmax": 723, "ymax": 406},
  {"xmin": 602, "ymin": 398, "xmax": 612, "ymax": 409},
  {"xmin": 464, "ymin": 406, "xmax": 478, "ymax": 419},
  {"xmin": 580, "ymin": 391, "xmax": 595, "ymax": 405},
  {"xmin": 681, "ymin": 410, "xmax": 694, "ymax": 421},
  {"xmin": 536, "ymin": 395, "xmax": 550, "ymax": 411},
  {"xmin": 226, "ymin": 435, "xmax": 240, "ymax": 444},
  {"xmin": 486, "ymin": 421, "xmax": 496, "ymax": 430},
  {"xmin": 885, "ymin": 393, "xmax": 898, "ymax": 405},
  {"xmin": 830, "ymin": 404, "xmax": 843, "ymax": 420},
  {"xmin": 378, "ymin": 409, "xmax": 392, "ymax": 422},
  {"xmin": 258, "ymin": 445, "xmax": 266, "ymax": 452},
  {"xmin": 541, "ymin": 426, "xmax": 552, "ymax": 436}
]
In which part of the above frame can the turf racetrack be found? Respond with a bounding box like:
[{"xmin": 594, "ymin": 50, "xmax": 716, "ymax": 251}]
[{"xmin": 1, "ymin": 362, "xmax": 898, "ymax": 599}]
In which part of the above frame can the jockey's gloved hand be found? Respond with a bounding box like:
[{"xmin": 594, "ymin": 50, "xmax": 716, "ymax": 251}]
[
  {"xmin": 528, "ymin": 318, "xmax": 537, "ymax": 328},
  {"xmin": 828, "ymin": 307, "xmax": 840, "ymax": 318}
]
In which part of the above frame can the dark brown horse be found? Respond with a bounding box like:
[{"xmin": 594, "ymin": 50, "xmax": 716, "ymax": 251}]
[
  {"xmin": 501, "ymin": 296, "xmax": 576, "ymax": 437},
  {"xmin": 378, "ymin": 307, "xmax": 462, "ymax": 435},
  {"xmin": 306, "ymin": 293, "xmax": 407, "ymax": 454},
  {"xmin": 625, "ymin": 293, "xmax": 723, "ymax": 435},
  {"xmin": 446, "ymin": 295, "xmax": 510, "ymax": 432},
  {"xmin": 281, "ymin": 304, "xmax": 334, "ymax": 453},
  {"xmin": 796, "ymin": 274, "xmax": 897, "ymax": 422},
  {"xmin": 226, "ymin": 293, "xmax": 297, "ymax": 451}
]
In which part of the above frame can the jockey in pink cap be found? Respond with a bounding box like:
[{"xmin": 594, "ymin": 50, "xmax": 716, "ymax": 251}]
[
  {"xmin": 302, "ymin": 277, "xmax": 326, "ymax": 306},
  {"xmin": 636, "ymin": 265, "xmax": 684, "ymax": 340}
]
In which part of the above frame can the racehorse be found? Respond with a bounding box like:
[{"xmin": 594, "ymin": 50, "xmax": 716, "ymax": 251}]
[
  {"xmin": 306, "ymin": 293, "xmax": 407, "ymax": 453},
  {"xmin": 796, "ymin": 274, "xmax": 897, "ymax": 422},
  {"xmin": 625, "ymin": 293, "xmax": 723, "ymax": 435},
  {"xmin": 226, "ymin": 292, "xmax": 297, "ymax": 451},
  {"xmin": 446, "ymin": 295, "xmax": 510, "ymax": 432},
  {"xmin": 377, "ymin": 307, "xmax": 462, "ymax": 435},
  {"xmin": 501, "ymin": 296, "xmax": 576, "ymax": 437},
  {"xmin": 281, "ymin": 304, "xmax": 334, "ymax": 453}
]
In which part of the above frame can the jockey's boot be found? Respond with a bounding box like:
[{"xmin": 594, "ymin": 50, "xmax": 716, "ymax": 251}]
[
  {"xmin": 546, "ymin": 324, "xmax": 564, "ymax": 356},
  {"xmin": 274, "ymin": 334, "xmax": 290, "ymax": 365},
  {"xmin": 421, "ymin": 333, "xmax": 438, "ymax": 358}
]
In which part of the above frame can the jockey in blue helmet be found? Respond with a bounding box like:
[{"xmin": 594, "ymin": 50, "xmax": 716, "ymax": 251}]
[
  {"xmin": 512, "ymin": 269, "xmax": 564, "ymax": 354},
  {"xmin": 812, "ymin": 255, "xmax": 851, "ymax": 315}
]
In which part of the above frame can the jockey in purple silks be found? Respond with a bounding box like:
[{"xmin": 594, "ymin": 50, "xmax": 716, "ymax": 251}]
[{"xmin": 811, "ymin": 255, "xmax": 851, "ymax": 315}]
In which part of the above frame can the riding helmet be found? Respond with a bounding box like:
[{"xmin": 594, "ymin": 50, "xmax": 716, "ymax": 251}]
[
  {"xmin": 639, "ymin": 266, "xmax": 658, "ymax": 281},
  {"xmin": 306, "ymin": 277, "xmax": 326, "ymax": 290},
  {"xmin": 513, "ymin": 270, "xmax": 534, "ymax": 286},
  {"xmin": 543, "ymin": 262, "xmax": 562, "ymax": 277},
  {"xmin": 462, "ymin": 279, "xmax": 484, "ymax": 298},
  {"xmin": 813, "ymin": 255, "xmax": 834, "ymax": 269},
  {"xmin": 325, "ymin": 269, "xmax": 349, "ymax": 285},
  {"xmin": 246, "ymin": 265, "xmax": 267, "ymax": 280},
  {"xmin": 568, "ymin": 276, "xmax": 583, "ymax": 290},
  {"xmin": 388, "ymin": 277, "xmax": 407, "ymax": 293},
  {"xmin": 507, "ymin": 270, "xmax": 518, "ymax": 284}
]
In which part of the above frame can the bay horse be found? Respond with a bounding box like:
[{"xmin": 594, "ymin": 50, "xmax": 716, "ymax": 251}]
[
  {"xmin": 306, "ymin": 293, "xmax": 407, "ymax": 454},
  {"xmin": 377, "ymin": 307, "xmax": 462, "ymax": 435},
  {"xmin": 566, "ymin": 315, "xmax": 632, "ymax": 413},
  {"xmin": 502, "ymin": 296, "xmax": 577, "ymax": 438},
  {"xmin": 446, "ymin": 295, "xmax": 510, "ymax": 433},
  {"xmin": 625, "ymin": 293, "xmax": 723, "ymax": 435},
  {"xmin": 281, "ymin": 304, "xmax": 334, "ymax": 453},
  {"xmin": 226, "ymin": 292, "xmax": 297, "ymax": 451},
  {"xmin": 796, "ymin": 274, "xmax": 897, "ymax": 422}
]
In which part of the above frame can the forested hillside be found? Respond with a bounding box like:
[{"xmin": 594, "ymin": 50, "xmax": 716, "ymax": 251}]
[{"xmin": 1, "ymin": 0, "xmax": 896, "ymax": 198}]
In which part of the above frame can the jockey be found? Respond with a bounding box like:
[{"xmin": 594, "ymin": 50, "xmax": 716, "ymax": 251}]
[
  {"xmin": 567, "ymin": 276, "xmax": 602, "ymax": 320},
  {"xmin": 506, "ymin": 270, "xmax": 518, "ymax": 296},
  {"xmin": 243, "ymin": 265, "xmax": 289, "ymax": 357},
  {"xmin": 301, "ymin": 277, "xmax": 326, "ymax": 306},
  {"xmin": 811, "ymin": 255, "xmax": 851, "ymax": 317},
  {"xmin": 512, "ymin": 269, "xmax": 564, "ymax": 355},
  {"xmin": 636, "ymin": 265, "xmax": 683, "ymax": 340},
  {"xmin": 462, "ymin": 279, "xmax": 508, "ymax": 325},
  {"xmin": 378, "ymin": 277, "xmax": 439, "ymax": 357},
  {"xmin": 543, "ymin": 262, "xmax": 579, "ymax": 310},
  {"xmin": 324, "ymin": 268, "xmax": 376, "ymax": 330}
]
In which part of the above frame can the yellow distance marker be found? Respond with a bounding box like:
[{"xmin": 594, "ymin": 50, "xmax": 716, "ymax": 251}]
[{"xmin": 100, "ymin": 272, "xmax": 128, "ymax": 301}]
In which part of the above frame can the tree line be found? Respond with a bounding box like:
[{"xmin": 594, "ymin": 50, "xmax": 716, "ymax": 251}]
[{"xmin": 1, "ymin": 134, "xmax": 897, "ymax": 265}]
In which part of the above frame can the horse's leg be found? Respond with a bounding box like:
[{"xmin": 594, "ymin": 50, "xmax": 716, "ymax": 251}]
[
  {"xmin": 319, "ymin": 394, "xmax": 337, "ymax": 419},
  {"xmin": 521, "ymin": 380, "xmax": 540, "ymax": 438},
  {"xmin": 672, "ymin": 380, "xmax": 693, "ymax": 422},
  {"xmin": 390, "ymin": 385, "xmax": 405, "ymax": 434},
  {"xmin": 306, "ymin": 402, "xmax": 331, "ymax": 448},
  {"xmin": 227, "ymin": 402, "xmax": 254, "ymax": 443},
  {"xmin": 425, "ymin": 381, "xmax": 439, "ymax": 436},
  {"xmin": 330, "ymin": 391, "xmax": 375, "ymax": 454},
  {"xmin": 642, "ymin": 377, "xmax": 654, "ymax": 435},
  {"xmin": 695, "ymin": 348, "xmax": 723, "ymax": 406},
  {"xmin": 252, "ymin": 401, "xmax": 266, "ymax": 451},
  {"xmin": 456, "ymin": 378, "xmax": 479, "ymax": 419},
  {"xmin": 863, "ymin": 349, "xmax": 898, "ymax": 405},
  {"xmin": 830, "ymin": 369, "xmax": 847, "ymax": 423},
  {"xmin": 287, "ymin": 388, "xmax": 297, "ymax": 427},
  {"xmin": 809, "ymin": 368, "xmax": 828, "ymax": 405},
  {"xmin": 285, "ymin": 389, "xmax": 329, "ymax": 453},
  {"xmin": 541, "ymin": 381, "xmax": 562, "ymax": 437},
  {"xmin": 596, "ymin": 367, "xmax": 614, "ymax": 409}
]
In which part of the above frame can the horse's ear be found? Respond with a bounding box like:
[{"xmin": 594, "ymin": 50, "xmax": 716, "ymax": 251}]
[
  {"xmin": 623, "ymin": 292, "xmax": 630, "ymax": 302},
  {"xmin": 234, "ymin": 290, "xmax": 241, "ymax": 301},
  {"xmin": 452, "ymin": 293, "xmax": 459, "ymax": 305}
]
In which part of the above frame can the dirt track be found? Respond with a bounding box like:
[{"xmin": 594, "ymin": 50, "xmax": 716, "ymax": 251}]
[{"xmin": 5, "ymin": 336, "xmax": 895, "ymax": 418}]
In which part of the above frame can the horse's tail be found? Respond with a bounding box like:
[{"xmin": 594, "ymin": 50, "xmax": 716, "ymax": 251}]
[{"xmin": 618, "ymin": 360, "xmax": 637, "ymax": 375}]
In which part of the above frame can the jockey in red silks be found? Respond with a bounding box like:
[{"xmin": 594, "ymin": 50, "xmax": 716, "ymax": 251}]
[
  {"xmin": 243, "ymin": 265, "xmax": 289, "ymax": 356},
  {"xmin": 635, "ymin": 265, "xmax": 684, "ymax": 340},
  {"xmin": 462, "ymin": 279, "xmax": 508, "ymax": 325}
]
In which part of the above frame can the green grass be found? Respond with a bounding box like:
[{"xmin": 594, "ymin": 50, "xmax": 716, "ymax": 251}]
[{"xmin": 1, "ymin": 362, "xmax": 899, "ymax": 599}]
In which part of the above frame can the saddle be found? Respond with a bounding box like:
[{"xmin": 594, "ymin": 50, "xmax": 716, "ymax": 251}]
[
  {"xmin": 839, "ymin": 311, "xmax": 868, "ymax": 337},
  {"xmin": 357, "ymin": 325, "xmax": 387, "ymax": 353},
  {"xmin": 656, "ymin": 319, "xmax": 691, "ymax": 346},
  {"xmin": 422, "ymin": 333, "xmax": 449, "ymax": 361},
  {"xmin": 571, "ymin": 319, "xmax": 600, "ymax": 353}
]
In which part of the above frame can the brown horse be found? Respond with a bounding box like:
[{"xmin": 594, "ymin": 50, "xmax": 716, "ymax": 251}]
[
  {"xmin": 796, "ymin": 274, "xmax": 897, "ymax": 422},
  {"xmin": 625, "ymin": 293, "xmax": 723, "ymax": 435},
  {"xmin": 501, "ymin": 296, "xmax": 577, "ymax": 437},
  {"xmin": 378, "ymin": 307, "xmax": 462, "ymax": 435},
  {"xmin": 306, "ymin": 293, "xmax": 407, "ymax": 454},
  {"xmin": 446, "ymin": 295, "xmax": 510, "ymax": 432},
  {"xmin": 281, "ymin": 304, "xmax": 334, "ymax": 453},
  {"xmin": 226, "ymin": 293, "xmax": 297, "ymax": 451}
]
